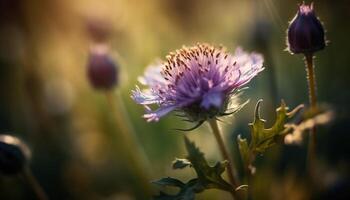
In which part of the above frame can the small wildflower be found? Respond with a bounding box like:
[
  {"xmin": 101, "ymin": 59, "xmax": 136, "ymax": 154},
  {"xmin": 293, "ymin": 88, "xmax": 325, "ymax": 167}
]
[
  {"xmin": 287, "ymin": 2, "xmax": 326, "ymax": 54},
  {"xmin": 0, "ymin": 135, "xmax": 31, "ymax": 175},
  {"xmin": 87, "ymin": 47, "xmax": 118, "ymax": 90},
  {"xmin": 132, "ymin": 43, "xmax": 264, "ymax": 123}
]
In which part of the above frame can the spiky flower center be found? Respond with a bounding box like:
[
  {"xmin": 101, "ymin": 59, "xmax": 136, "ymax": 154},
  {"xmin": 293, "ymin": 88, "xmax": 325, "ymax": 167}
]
[
  {"xmin": 155, "ymin": 43, "xmax": 237, "ymax": 121},
  {"xmin": 159, "ymin": 44, "xmax": 236, "ymax": 98},
  {"xmin": 161, "ymin": 43, "xmax": 230, "ymax": 83}
]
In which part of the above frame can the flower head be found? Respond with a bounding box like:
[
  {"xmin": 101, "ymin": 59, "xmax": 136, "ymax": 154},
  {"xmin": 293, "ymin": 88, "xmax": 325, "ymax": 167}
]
[
  {"xmin": 132, "ymin": 43, "xmax": 264, "ymax": 123},
  {"xmin": 287, "ymin": 3, "xmax": 326, "ymax": 54}
]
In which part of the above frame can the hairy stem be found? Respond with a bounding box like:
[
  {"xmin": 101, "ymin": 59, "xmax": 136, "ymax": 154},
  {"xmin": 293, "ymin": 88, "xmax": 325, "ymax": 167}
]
[
  {"xmin": 21, "ymin": 167, "xmax": 48, "ymax": 200},
  {"xmin": 208, "ymin": 119, "xmax": 240, "ymax": 199},
  {"xmin": 105, "ymin": 91, "xmax": 153, "ymax": 197},
  {"xmin": 304, "ymin": 54, "xmax": 317, "ymax": 176}
]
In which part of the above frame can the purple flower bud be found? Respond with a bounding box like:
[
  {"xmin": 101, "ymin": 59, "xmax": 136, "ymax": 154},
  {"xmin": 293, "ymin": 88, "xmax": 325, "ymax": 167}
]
[
  {"xmin": 287, "ymin": 3, "xmax": 326, "ymax": 54},
  {"xmin": 87, "ymin": 49, "xmax": 118, "ymax": 90},
  {"xmin": 0, "ymin": 135, "xmax": 31, "ymax": 175}
]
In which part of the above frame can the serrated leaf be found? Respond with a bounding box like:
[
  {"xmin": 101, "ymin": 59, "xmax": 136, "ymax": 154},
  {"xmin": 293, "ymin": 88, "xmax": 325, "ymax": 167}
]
[
  {"xmin": 152, "ymin": 177, "xmax": 185, "ymax": 188},
  {"xmin": 153, "ymin": 178, "xmax": 200, "ymax": 200},
  {"xmin": 184, "ymin": 137, "xmax": 233, "ymax": 192},
  {"xmin": 249, "ymin": 100, "xmax": 302, "ymax": 153},
  {"xmin": 153, "ymin": 138, "xmax": 234, "ymax": 200},
  {"xmin": 237, "ymin": 100, "xmax": 304, "ymax": 175},
  {"xmin": 172, "ymin": 158, "xmax": 192, "ymax": 169}
]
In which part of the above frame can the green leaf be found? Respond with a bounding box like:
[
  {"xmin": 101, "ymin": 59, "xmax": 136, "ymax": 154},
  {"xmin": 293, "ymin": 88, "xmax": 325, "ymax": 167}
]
[
  {"xmin": 184, "ymin": 136, "xmax": 233, "ymax": 192},
  {"xmin": 237, "ymin": 100, "xmax": 304, "ymax": 175},
  {"xmin": 172, "ymin": 158, "xmax": 192, "ymax": 169},
  {"xmin": 153, "ymin": 137, "xmax": 234, "ymax": 200},
  {"xmin": 153, "ymin": 178, "xmax": 201, "ymax": 200},
  {"xmin": 249, "ymin": 100, "xmax": 302, "ymax": 153},
  {"xmin": 152, "ymin": 177, "xmax": 185, "ymax": 188},
  {"xmin": 154, "ymin": 179, "xmax": 200, "ymax": 200}
]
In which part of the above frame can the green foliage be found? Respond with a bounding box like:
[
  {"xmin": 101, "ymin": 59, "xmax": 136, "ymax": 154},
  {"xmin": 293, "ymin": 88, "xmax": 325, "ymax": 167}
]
[
  {"xmin": 172, "ymin": 158, "xmax": 191, "ymax": 169},
  {"xmin": 153, "ymin": 177, "xmax": 186, "ymax": 188},
  {"xmin": 238, "ymin": 100, "xmax": 303, "ymax": 174},
  {"xmin": 153, "ymin": 137, "xmax": 233, "ymax": 200},
  {"xmin": 184, "ymin": 137, "xmax": 232, "ymax": 192},
  {"xmin": 237, "ymin": 135, "xmax": 250, "ymax": 172}
]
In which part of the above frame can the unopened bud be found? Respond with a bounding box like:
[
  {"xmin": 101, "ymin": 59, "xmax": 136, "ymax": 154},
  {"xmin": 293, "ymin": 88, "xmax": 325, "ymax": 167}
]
[
  {"xmin": 87, "ymin": 49, "xmax": 118, "ymax": 90},
  {"xmin": 287, "ymin": 3, "xmax": 326, "ymax": 54}
]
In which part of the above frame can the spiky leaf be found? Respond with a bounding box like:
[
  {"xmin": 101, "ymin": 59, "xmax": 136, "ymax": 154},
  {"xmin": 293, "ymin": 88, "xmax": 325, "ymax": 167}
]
[
  {"xmin": 237, "ymin": 100, "xmax": 304, "ymax": 175},
  {"xmin": 184, "ymin": 137, "xmax": 232, "ymax": 192},
  {"xmin": 249, "ymin": 100, "xmax": 302, "ymax": 153},
  {"xmin": 153, "ymin": 178, "xmax": 199, "ymax": 200},
  {"xmin": 153, "ymin": 137, "xmax": 234, "ymax": 199},
  {"xmin": 152, "ymin": 177, "xmax": 185, "ymax": 188},
  {"xmin": 172, "ymin": 158, "xmax": 192, "ymax": 169}
]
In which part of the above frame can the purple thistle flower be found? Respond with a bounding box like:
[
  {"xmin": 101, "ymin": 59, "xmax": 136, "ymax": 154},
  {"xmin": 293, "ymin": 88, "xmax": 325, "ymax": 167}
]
[{"xmin": 132, "ymin": 43, "xmax": 264, "ymax": 123}]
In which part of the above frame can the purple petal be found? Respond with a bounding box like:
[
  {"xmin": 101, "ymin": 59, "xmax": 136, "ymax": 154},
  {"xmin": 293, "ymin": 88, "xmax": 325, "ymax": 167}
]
[
  {"xmin": 131, "ymin": 86, "xmax": 160, "ymax": 105},
  {"xmin": 138, "ymin": 60, "xmax": 167, "ymax": 87},
  {"xmin": 143, "ymin": 105, "xmax": 178, "ymax": 122},
  {"xmin": 200, "ymin": 91, "xmax": 224, "ymax": 110},
  {"xmin": 233, "ymin": 48, "xmax": 264, "ymax": 87}
]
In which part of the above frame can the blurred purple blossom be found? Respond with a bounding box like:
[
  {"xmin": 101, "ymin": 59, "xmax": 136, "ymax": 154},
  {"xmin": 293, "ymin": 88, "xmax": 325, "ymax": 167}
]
[
  {"xmin": 132, "ymin": 43, "xmax": 264, "ymax": 122},
  {"xmin": 87, "ymin": 46, "xmax": 118, "ymax": 90}
]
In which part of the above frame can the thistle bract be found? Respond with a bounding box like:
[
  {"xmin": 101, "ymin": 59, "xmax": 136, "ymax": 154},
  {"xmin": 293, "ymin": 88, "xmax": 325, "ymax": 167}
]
[
  {"xmin": 132, "ymin": 43, "xmax": 264, "ymax": 122},
  {"xmin": 287, "ymin": 3, "xmax": 326, "ymax": 54}
]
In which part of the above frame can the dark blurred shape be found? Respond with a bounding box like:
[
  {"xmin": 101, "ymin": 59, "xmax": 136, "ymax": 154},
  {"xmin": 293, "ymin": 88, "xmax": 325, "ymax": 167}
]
[
  {"xmin": 0, "ymin": 0, "xmax": 23, "ymax": 24},
  {"xmin": 87, "ymin": 47, "xmax": 118, "ymax": 90},
  {"xmin": 322, "ymin": 118, "xmax": 350, "ymax": 163},
  {"xmin": 161, "ymin": 0, "xmax": 199, "ymax": 28},
  {"xmin": 250, "ymin": 17, "xmax": 279, "ymax": 109},
  {"xmin": 287, "ymin": 3, "xmax": 325, "ymax": 54},
  {"xmin": 85, "ymin": 17, "xmax": 113, "ymax": 43},
  {"xmin": 316, "ymin": 177, "xmax": 350, "ymax": 200},
  {"xmin": 251, "ymin": 20, "xmax": 272, "ymax": 51},
  {"xmin": 0, "ymin": 135, "xmax": 30, "ymax": 175}
]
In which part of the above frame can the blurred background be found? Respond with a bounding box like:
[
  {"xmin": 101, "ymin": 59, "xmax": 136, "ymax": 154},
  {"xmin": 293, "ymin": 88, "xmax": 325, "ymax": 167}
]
[{"xmin": 0, "ymin": 0, "xmax": 349, "ymax": 199}]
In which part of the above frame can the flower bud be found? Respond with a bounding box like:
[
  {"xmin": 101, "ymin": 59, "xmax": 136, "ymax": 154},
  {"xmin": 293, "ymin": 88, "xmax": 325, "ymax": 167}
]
[
  {"xmin": 0, "ymin": 135, "xmax": 31, "ymax": 175},
  {"xmin": 87, "ymin": 49, "xmax": 118, "ymax": 90},
  {"xmin": 287, "ymin": 3, "xmax": 325, "ymax": 54}
]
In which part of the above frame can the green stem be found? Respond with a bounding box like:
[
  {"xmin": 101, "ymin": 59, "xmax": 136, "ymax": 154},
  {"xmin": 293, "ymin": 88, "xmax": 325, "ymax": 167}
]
[
  {"xmin": 304, "ymin": 54, "xmax": 317, "ymax": 176},
  {"xmin": 208, "ymin": 119, "xmax": 240, "ymax": 199},
  {"xmin": 105, "ymin": 91, "xmax": 153, "ymax": 198},
  {"xmin": 245, "ymin": 151, "xmax": 256, "ymax": 200},
  {"xmin": 21, "ymin": 167, "xmax": 48, "ymax": 200}
]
